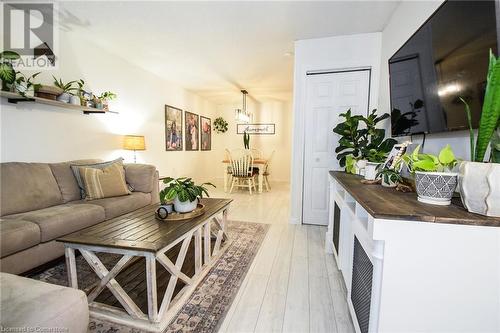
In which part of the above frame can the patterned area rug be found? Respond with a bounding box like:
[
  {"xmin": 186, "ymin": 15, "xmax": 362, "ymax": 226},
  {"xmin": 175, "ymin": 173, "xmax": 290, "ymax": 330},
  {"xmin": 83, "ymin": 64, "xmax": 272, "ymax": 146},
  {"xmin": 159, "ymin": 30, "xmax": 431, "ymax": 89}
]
[{"xmin": 30, "ymin": 221, "xmax": 269, "ymax": 333}]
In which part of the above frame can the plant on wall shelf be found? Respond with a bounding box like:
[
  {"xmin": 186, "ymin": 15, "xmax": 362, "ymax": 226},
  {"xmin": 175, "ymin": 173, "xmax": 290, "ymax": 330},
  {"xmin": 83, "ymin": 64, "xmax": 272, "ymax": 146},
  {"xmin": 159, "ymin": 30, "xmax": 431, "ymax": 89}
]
[
  {"xmin": 52, "ymin": 76, "xmax": 77, "ymax": 94},
  {"xmin": 14, "ymin": 71, "xmax": 41, "ymax": 97},
  {"xmin": 0, "ymin": 50, "xmax": 20, "ymax": 91},
  {"xmin": 333, "ymin": 109, "xmax": 397, "ymax": 167},
  {"xmin": 213, "ymin": 117, "xmax": 228, "ymax": 133}
]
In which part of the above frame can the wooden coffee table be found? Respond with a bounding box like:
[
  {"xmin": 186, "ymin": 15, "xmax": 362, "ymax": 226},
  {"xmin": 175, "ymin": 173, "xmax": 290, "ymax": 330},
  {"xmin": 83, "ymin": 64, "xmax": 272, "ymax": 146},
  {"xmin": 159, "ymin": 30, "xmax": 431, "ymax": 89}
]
[{"xmin": 58, "ymin": 198, "xmax": 232, "ymax": 332}]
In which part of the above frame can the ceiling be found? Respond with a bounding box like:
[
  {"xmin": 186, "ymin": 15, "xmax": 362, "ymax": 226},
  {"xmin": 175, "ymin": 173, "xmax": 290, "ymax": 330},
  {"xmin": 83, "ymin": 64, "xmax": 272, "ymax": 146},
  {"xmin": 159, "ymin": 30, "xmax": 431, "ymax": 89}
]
[{"xmin": 59, "ymin": 1, "xmax": 401, "ymax": 104}]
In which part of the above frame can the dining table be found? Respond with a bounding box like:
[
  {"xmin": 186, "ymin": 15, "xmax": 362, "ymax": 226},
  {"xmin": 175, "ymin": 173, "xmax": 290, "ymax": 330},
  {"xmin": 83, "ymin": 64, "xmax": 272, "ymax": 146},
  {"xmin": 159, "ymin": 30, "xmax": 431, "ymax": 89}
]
[{"xmin": 221, "ymin": 158, "xmax": 267, "ymax": 193}]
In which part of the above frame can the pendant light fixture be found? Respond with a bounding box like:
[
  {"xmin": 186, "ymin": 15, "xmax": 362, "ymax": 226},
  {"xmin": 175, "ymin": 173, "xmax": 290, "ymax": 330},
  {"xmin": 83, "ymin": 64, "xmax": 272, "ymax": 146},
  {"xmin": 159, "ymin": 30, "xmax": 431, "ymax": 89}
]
[{"xmin": 235, "ymin": 90, "xmax": 252, "ymax": 123}]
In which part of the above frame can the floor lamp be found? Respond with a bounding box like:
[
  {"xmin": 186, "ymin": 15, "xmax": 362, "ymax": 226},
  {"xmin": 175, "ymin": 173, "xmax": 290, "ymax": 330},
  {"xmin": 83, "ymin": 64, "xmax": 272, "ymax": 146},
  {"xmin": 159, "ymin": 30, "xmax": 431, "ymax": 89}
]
[{"xmin": 123, "ymin": 135, "xmax": 146, "ymax": 163}]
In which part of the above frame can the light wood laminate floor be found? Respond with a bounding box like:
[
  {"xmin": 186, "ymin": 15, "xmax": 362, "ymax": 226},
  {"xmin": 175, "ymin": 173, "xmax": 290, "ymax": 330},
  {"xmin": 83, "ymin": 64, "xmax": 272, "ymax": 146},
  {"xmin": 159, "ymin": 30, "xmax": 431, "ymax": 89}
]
[{"xmin": 209, "ymin": 182, "xmax": 355, "ymax": 333}]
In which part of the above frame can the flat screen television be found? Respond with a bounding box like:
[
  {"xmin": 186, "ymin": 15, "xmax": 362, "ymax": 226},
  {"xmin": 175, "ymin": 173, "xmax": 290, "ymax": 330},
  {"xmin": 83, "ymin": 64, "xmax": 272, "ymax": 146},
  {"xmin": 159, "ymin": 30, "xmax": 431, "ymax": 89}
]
[{"xmin": 389, "ymin": 0, "xmax": 499, "ymax": 137}]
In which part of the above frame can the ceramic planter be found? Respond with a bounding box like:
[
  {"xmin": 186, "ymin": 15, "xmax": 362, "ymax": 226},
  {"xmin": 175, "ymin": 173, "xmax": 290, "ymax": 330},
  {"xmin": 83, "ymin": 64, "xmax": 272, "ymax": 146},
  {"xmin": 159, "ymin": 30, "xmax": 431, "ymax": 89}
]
[
  {"xmin": 173, "ymin": 197, "xmax": 198, "ymax": 213},
  {"xmin": 56, "ymin": 92, "xmax": 71, "ymax": 103},
  {"xmin": 364, "ymin": 162, "xmax": 380, "ymax": 180},
  {"xmin": 458, "ymin": 161, "xmax": 500, "ymax": 217},
  {"xmin": 381, "ymin": 177, "xmax": 397, "ymax": 188},
  {"xmin": 69, "ymin": 95, "xmax": 80, "ymax": 105},
  {"xmin": 160, "ymin": 203, "xmax": 173, "ymax": 214},
  {"xmin": 415, "ymin": 171, "xmax": 458, "ymax": 206},
  {"xmin": 356, "ymin": 159, "xmax": 367, "ymax": 176}
]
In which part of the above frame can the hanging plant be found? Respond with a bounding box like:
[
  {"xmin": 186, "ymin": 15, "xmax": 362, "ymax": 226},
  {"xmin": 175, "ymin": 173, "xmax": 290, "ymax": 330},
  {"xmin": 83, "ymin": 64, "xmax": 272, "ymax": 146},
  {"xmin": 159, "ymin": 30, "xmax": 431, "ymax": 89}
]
[{"xmin": 214, "ymin": 117, "xmax": 228, "ymax": 133}]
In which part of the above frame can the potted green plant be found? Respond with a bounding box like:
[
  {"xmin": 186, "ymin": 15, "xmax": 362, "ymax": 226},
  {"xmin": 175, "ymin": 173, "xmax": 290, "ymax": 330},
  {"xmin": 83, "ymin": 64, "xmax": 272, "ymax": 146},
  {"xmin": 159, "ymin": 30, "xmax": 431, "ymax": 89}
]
[
  {"xmin": 458, "ymin": 50, "xmax": 500, "ymax": 217},
  {"xmin": 13, "ymin": 71, "xmax": 41, "ymax": 98},
  {"xmin": 333, "ymin": 109, "xmax": 396, "ymax": 175},
  {"xmin": 97, "ymin": 91, "xmax": 117, "ymax": 111},
  {"xmin": 53, "ymin": 76, "xmax": 77, "ymax": 103},
  {"xmin": 0, "ymin": 50, "xmax": 20, "ymax": 91},
  {"xmin": 161, "ymin": 177, "xmax": 215, "ymax": 213},
  {"xmin": 214, "ymin": 117, "xmax": 228, "ymax": 133},
  {"xmin": 364, "ymin": 148, "xmax": 388, "ymax": 180},
  {"xmin": 402, "ymin": 144, "xmax": 458, "ymax": 205},
  {"xmin": 376, "ymin": 164, "xmax": 402, "ymax": 187}
]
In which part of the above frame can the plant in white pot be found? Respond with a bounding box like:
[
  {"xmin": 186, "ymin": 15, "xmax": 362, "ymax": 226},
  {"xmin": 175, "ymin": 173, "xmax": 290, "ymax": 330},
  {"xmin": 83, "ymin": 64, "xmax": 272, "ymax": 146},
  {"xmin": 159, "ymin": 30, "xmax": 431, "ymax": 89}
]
[
  {"xmin": 13, "ymin": 71, "xmax": 41, "ymax": 98},
  {"xmin": 458, "ymin": 50, "xmax": 500, "ymax": 217},
  {"xmin": 364, "ymin": 149, "xmax": 387, "ymax": 180},
  {"xmin": 161, "ymin": 177, "xmax": 215, "ymax": 213},
  {"xmin": 53, "ymin": 76, "xmax": 77, "ymax": 103},
  {"xmin": 402, "ymin": 145, "xmax": 458, "ymax": 206}
]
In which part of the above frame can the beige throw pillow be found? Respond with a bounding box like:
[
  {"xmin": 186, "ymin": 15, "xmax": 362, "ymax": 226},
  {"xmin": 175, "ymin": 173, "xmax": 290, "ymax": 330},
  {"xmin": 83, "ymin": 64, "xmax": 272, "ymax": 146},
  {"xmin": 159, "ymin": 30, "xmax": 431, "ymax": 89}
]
[{"xmin": 78, "ymin": 163, "xmax": 130, "ymax": 200}]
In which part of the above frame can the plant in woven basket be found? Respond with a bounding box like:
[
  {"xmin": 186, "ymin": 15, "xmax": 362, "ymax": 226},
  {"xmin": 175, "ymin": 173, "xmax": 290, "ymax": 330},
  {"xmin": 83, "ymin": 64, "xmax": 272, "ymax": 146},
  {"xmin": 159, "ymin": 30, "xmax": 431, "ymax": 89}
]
[{"xmin": 213, "ymin": 117, "xmax": 229, "ymax": 133}]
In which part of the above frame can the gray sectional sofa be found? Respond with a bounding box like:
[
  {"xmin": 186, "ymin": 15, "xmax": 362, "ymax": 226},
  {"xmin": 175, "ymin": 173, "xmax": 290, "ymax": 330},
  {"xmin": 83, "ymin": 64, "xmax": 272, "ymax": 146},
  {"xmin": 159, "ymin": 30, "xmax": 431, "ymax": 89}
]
[{"xmin": 0, "ymin": 160, "xmax": 159, "ymax": 274}]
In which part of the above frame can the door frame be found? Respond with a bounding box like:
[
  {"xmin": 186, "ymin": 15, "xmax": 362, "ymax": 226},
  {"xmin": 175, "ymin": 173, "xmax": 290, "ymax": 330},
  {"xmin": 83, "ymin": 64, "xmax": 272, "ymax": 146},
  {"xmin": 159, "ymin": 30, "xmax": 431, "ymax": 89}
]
[{"xmin": 290, "ymin": 67, "xmax": 372, "ymax": 225}]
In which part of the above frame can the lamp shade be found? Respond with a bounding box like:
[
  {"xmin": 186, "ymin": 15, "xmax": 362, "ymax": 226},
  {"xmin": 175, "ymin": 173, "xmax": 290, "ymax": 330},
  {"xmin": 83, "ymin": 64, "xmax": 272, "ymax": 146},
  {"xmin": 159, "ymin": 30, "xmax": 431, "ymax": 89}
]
[{"xmin": 123, "ymin": 135, "xmax": 146, "ymax": 150}]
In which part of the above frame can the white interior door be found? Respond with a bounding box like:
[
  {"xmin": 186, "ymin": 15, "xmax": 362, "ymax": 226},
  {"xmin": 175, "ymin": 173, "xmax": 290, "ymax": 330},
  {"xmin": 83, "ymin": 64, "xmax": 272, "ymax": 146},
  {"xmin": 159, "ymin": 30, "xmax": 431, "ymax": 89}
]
[{"xmin": 303, "ymin": 70, "xmax": 370, "ymax": 225}]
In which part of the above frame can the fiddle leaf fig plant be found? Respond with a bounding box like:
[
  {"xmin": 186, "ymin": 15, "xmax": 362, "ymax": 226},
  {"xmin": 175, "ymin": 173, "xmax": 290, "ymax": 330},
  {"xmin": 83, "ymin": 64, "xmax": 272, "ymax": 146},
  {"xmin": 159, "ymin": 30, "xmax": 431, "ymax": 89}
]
[
  {"xmin": 402, "ymin": 144, "xmax": 458, "ymax": 173},
  {"xmin": 333, "ymin": 108, "xmax": 397, "ymax": 167},
  {"xmin": 161, "ymin": 177, "xmax": 215, "ymax": 203}
]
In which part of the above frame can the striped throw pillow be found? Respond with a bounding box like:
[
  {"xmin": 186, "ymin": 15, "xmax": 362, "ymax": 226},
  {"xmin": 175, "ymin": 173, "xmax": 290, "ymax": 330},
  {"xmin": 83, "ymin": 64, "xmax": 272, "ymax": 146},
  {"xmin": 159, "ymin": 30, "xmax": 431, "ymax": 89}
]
[{"xmin": 78, "ymin": 162, "xmax": 130, "ymax": 200}]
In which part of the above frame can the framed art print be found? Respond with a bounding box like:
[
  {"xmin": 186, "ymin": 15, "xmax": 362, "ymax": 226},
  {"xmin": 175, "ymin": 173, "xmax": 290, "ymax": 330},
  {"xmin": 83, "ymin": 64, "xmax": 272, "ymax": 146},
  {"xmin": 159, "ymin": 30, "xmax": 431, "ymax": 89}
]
[
  {"xmin": 185, "ymin": 111, "xmax": 199, "ymax": 151},
  {"xmin": 200, "ymin": 116, "xmax": 211, "ymax": 151},
  {"xmin": 165, "ymin": 105, "xmax": 183, "ymax": 151}
]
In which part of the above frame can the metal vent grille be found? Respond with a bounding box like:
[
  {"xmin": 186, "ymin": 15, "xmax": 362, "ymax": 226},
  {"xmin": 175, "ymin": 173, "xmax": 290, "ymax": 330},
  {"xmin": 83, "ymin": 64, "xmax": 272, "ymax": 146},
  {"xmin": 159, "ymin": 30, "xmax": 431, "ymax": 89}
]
[
  {"xmin": 351, "ymin": 236, "xmax": 373, "ymax": 333},
  {"xmin": 333, "ymin": 202, "xmax": 341, "ymax": 255}
]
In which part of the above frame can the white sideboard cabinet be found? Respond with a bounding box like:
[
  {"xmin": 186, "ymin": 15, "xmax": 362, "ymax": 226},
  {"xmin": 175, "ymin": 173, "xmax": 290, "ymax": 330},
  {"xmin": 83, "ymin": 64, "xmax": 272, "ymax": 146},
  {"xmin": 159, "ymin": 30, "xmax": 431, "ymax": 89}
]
[{"xmin": 326, "ymin": 171, "xmax": 500, "ymax": 333}]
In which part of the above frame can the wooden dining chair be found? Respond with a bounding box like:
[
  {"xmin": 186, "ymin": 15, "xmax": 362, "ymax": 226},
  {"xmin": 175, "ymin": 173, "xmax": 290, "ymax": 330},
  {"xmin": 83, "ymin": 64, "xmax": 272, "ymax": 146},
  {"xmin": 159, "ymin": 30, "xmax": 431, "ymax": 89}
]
[
  {"xmin": 250, "ymin": 148, "xmax": 263, "ymax": 159},
  {"xmin": 263, "ymin": 150, "xmax": 275, "ymax": 191},
  {"xmin": 229, "ymin": 149, "xmax": 256, "ymax": 195},
  {"xmin": 225, "ymin": 148, "xmax": 233, "ymax": 184}
]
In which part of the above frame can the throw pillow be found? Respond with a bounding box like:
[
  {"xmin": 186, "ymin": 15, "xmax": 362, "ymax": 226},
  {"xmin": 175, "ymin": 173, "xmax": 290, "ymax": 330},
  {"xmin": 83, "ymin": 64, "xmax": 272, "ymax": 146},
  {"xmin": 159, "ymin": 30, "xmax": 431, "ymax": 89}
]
[
  {"xmin": 70, "ymin": 158, "xmax": 131, "ymax": 198},
  {"xmin": 78, "ymin": 163, "xmax": 131, "ymax": 200}
]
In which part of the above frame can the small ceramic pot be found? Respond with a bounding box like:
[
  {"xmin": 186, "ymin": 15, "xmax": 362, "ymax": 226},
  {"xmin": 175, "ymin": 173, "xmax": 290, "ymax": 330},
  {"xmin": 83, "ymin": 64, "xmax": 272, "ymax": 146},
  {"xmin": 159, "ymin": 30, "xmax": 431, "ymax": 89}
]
[
  {"xmin": 69, "ymin": 95, "xmax": 80, "ymax": 105},
  {"xmin": 173, "ymin": 197, "xmax": 198, "ymax": 213},
  {"xmin": 415, "ymin": 171, "xmax": 458, "ymax": 205},
  {"xmin": 56, "ymin": 92, "xmax": 71, "ymax": 103},
  {"xmin": 364, "ymin": 162, "xmax": 380, "ymax": 180},
  {"xmin": 356, "ymin": 159, "xmax": 367, "ymax": 176},
  {"xmin": 381, "ymin": 177, "xmax": 397, "ymax": 188}
]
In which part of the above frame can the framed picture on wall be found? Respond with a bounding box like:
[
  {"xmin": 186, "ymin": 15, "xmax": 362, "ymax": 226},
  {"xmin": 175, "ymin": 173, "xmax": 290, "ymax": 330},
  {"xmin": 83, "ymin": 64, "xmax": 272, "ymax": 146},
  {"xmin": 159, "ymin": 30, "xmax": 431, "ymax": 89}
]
[
  {"xmin": 165, "ymin": 105, "xmax": 183, "ymax": 151},
  {"xmin": 200, "ymin": 116, "xmax": 212, "ymax": 151},
  {"xmin": 185, "ymin": 111, "xmax": 199, "ymax": 151}
]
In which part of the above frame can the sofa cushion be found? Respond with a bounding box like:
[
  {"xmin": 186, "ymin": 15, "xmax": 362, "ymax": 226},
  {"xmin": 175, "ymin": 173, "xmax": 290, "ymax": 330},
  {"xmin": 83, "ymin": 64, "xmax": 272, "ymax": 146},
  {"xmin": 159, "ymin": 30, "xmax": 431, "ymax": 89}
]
[
  {"xmin": 0, "ymin": 162, "xmax": 63, "ymax": 216},
  {"xmin": 70, "ymin": 158, "xmax": 124, "ymax": 199},
  {"xmin": 0, "ymin": 273, "xmax": 89, "ymax": 333},
  {"xmin": 124, "ymin": 163, "xmax": 156, "ymax": 193},
  {"xmin": 77, "ymin": 192, "xmax": 151, "ymax": 219},
  {"xmin": 50, "ymin": 159, "xmax": 102, "ymax": 203},
  {"xmin": 0, "ymin": 219, "xmax": 41, "ymax": 258},
  {"xmin": 79, "ymin": 163, "xmax": 131, "ymax": 200},
  {"xmin": 4, "ymin": 203, "xmax": 105, "ymax": 242}
]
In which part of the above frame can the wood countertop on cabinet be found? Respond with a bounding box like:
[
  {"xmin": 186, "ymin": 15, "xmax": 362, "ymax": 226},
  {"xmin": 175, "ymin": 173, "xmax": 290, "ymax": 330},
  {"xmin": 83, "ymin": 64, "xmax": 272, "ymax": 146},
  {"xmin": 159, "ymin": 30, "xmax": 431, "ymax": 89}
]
[{"xmin": 329, "ymin": 171, "xmax": 500, "ymax": 227}]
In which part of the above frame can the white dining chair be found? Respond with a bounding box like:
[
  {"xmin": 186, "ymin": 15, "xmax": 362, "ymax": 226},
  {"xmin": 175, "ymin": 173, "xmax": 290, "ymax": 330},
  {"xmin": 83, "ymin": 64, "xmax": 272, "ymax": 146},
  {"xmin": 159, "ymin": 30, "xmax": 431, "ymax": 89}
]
[
  {"xmin": 229, "ymin": 149, "xmax": 256, "ymax": 195},
  {"xmin": 250, "ymin": 148, "xmax": 263, "ymax": 159},
  {"xmin": 263, "ymin": 150, "xmax": 275, "ymax": 191}
]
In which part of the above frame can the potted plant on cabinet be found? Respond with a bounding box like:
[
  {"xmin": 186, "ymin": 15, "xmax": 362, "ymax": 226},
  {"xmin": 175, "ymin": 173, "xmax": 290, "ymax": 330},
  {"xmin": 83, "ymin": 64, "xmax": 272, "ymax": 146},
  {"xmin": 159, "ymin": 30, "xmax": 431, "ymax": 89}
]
[
  {"xmin": 161, "ymin": 177, "xmax": 215, "ymax": 213},
  {"xmin": 458, "ymin": 50, "xmax": 500, "ymax": 217},
  {"xmin": 402, "ymin": 144, "xmax": 458, "ymax": 205},
  {"xmin": 333, "ymin": 109, "xmax": 397, "ymax": 175},
  {"xmin": 364, "ymin": 148, "xmax": 388, "ymax": 180}
]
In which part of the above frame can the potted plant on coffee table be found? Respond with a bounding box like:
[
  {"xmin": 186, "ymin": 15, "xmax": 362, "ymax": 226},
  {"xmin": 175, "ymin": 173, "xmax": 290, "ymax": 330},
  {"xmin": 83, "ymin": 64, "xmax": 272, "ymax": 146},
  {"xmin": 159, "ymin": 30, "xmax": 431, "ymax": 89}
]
[
  {"xmin": 458, "ymin": 50, "xmax": 500, "ymax": 217},
  {"xmin": 161, "ymin": 177, "xmax": 215, "ymax": 213},
  {"xmin": 402, "ymin": 144, "xmax": 458, "ymax": 205}
]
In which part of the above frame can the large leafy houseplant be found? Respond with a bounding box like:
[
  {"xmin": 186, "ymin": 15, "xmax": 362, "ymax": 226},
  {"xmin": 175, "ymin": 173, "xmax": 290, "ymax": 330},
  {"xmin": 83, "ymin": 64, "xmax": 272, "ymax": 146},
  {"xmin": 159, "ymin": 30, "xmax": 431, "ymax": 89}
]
[
  {"xmin": 457, "ymin": 50, "xmax": 500, "ymax": 217},
  {"xmin": 333, "ymin": 109, "xmax": 397, "ymax": 168},
  {"xmin": 161, "ymin": 177, "xmax": 215, "ymax": 213},
  {"xmin": 0, "ymin": 51, "xmax": 20, "ymax": 91},
  {"xmin": 214, "ymin": 117, "xmax": 228, "ymax": 133}
]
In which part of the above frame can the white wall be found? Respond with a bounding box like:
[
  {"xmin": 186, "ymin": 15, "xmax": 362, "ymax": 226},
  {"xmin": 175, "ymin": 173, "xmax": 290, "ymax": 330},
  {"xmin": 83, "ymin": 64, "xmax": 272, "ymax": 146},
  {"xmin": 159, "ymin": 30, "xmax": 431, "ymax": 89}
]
[
  {"xmin": 0, "ymin": 31, "xmax": 218, "ymax": 183},
  {"xmin": 290, "ymin": 32, "xmax": 382, "ymax": 224},
  {"xmin": 212, "ymin": 98, "xmax": 292, "ymax": 182},
  {"xmin": 378, "ymin": 0, "xmax": 474, "ymax": 159}
]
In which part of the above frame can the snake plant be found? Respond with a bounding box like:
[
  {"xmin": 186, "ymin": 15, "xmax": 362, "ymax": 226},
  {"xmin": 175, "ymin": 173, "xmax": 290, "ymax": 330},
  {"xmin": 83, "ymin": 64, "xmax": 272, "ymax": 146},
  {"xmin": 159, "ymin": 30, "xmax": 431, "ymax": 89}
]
[{"xmin": 460, "ymin": 50, "xmax": 500, "ymax": 162}]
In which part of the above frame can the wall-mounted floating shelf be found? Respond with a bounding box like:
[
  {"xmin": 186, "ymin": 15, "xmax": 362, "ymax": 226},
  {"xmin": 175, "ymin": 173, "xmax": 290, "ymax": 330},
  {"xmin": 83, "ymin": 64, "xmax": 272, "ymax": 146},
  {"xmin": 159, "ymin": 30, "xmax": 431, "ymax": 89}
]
[{"xmin": 0, "ymin": 91, "xmax": 118, "ymax": 115}]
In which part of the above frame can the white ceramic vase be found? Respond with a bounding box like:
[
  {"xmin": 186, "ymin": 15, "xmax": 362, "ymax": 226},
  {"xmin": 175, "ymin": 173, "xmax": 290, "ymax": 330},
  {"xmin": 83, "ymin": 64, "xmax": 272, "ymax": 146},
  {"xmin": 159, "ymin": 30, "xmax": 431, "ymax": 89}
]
[
  {"xmin": 356, "ymin": 159, "xmax": 367, "ymax": 176},
  {"xmin": 173, "ymin": 197, "xmax": 198, "ymax": 213},
  {"xmin": 69, "ymin": 95, "xmax": 80, "ymax": 105},
  {"xmin": 458, "ymin": 161, "xmax": 500, "ymax": 217},
  {"xmin": 364, "ymin": 162, "xmax": 380, "ymax": 180},
  {"xmin": 57, "ymin": 92, "xmax": 71, "ymax": 103}
]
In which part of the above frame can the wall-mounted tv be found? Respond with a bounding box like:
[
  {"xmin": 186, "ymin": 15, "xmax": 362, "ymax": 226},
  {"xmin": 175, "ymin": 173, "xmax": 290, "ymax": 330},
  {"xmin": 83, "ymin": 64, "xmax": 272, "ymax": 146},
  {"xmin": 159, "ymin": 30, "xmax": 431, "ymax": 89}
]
[{"xmin": 389, "ymin": 0, "xmax": 499, "ymax": 137}]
